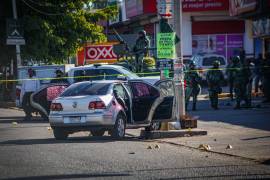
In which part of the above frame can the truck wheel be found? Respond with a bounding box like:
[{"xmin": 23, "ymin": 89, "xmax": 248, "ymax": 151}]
[
  {"xmin": 112, "ymin": 114, "xmax": 126, "ymax": 139},
  {"xmin": 90, "ymin": 130, "xmax": 105, "ymax": 137},
  {"xmin": 53, "ymin": 128, "xmax": 68, "ymax": 140}
]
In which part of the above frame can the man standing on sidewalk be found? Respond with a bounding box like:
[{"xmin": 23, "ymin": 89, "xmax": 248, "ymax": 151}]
[{"xmin": 20, "ymin": 68, "xmax": 40, "ymax": 120}]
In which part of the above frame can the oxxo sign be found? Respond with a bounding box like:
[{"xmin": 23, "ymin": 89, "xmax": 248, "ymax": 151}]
[{"xmin": 84, "ymin": 44, "xmax": 117, "ymax": 63}]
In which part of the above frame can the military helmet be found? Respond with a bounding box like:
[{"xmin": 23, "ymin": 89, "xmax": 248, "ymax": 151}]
[
  {"xmin": 138, "ymin": 30, "xmax": 146, "ymax": 36},
  {"xmin": 189, "ymin": 61, "xmax": 196, "ymax": 68},
  {"xmin": 232, "ymin": 56, "xmax": 240, "ymax": 63},
  {"xmin": 213, "ymin": 60, "xmax": 220, "ymax": 66}
]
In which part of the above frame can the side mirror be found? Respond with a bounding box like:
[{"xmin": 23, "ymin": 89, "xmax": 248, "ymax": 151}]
[{"xmin": 117, "ymin": 75, "xmax": 127, "ymax": 81}]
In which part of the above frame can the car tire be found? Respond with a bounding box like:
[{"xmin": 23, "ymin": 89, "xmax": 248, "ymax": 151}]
[
  {"xmin": 145, "ymin": 122, "xmax": 161, "ymax": 131},
  {"xmin": 53, "ymin": 128, "xmax": 68, "ymax": 140},
  {"xmin": 111, "ymin": 113, "xmax": 126, "ymax": 139},
  {"xmin": 90, "ymin": 130, "xmax": 105, "ymax": 137}
]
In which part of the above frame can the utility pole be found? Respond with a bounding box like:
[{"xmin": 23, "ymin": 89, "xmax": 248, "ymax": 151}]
[
  {"xmin": 173, "ymin": 0, "xmax": 186, "ymax": 122},
  {"xmin": 12, "ymin": 0, "xmax": 22, "ymax": 67}
]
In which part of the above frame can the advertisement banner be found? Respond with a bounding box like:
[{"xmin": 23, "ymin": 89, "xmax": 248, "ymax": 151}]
[
  {"xmin": 183, "ymin": 0, "xmax": 229, "ymax": 12},
  {"xmin": 253, "ymin": 19, "xmax": 270, "ymax": 37},
  {"xmin": 227, "ymin": 34, "xmax": 243, "ymax": 59},
  {"xmin": 229, "ymin": 0, "xmax": 257, "ymax": 16},
  {"xmin": 192, "ymin": 34, "xmax": 243, "ymax": 60},
  {"xmin": 84, "ymin": 43, "xmax": 118, "ymax": 64},
  {"xmin": 157, "ymin": 33, "xmax": 176, "ymax": 59}
]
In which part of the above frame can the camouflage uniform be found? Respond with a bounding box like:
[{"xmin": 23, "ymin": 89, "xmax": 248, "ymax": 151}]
[
  {"xmin": 184, "ymin": 63, "xmax": 201, "ymax": 111},
  {"xmin": 206, "ymin": 61, "xmax": 224, "ymax": 110},
  {"xmin": 231, "ymin": 57, "xmax": 249, "ymax": 109},
  {"xmin": 226, "ymin": 60, "xmax": 234, "ymax": 101},
  {"xmin": 133, "ymin": 30, "xmax": 150, "ymax": 73}
]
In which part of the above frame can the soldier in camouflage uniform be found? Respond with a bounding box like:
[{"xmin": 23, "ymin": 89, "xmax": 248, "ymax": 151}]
[
  {"xmin": 133, "ymin": 30, "xmax": 150, "ymax": 73},
  {"xmin": 206, "ymin": 61, "xmax": 224, "ymax": 110},
  {"xmin": 231, "ymin": 56, "xmax": 250, "ymax": 109},
  {"xmin": 184, "ymin": 62, "xmax": 201, "ymax": 111}
]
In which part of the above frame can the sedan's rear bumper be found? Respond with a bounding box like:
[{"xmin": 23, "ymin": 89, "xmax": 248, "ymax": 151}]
[{"xmin": 49, "ymin": 113, "xmax": 115, "ymax": 130}]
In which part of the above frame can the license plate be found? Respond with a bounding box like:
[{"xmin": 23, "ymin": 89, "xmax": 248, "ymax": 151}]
[{"xmin": 64, "ymin": 116, "xmax": 85, "ymax": 124}]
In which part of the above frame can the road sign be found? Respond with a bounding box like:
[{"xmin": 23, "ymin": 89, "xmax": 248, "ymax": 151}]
[
  {"xmin": 157, "ymin": 0, "xmax": 173, "ymax": 18},
  {"xmin": 157, "ymin": 33, "xmax": 176, "ymax": 59},
  {"xmin": 6, "ymin": 19, "xmax": 25, "ymax": 45}
]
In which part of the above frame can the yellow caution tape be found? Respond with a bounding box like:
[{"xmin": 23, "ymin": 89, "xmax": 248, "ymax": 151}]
[{"xmin": 0, "ymin": 65, "xmax": 269, "ymax": 83}]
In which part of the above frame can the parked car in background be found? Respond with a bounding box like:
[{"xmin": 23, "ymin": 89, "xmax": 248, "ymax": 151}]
[
  {"xmin": 67, "ymin": 64, "xmax": 160, "ymax": 85},
  {"xmin": 191, "ymin": 54, "xmax": 227, "ymax": 80},
  {"xmin": 49, "ymin": 79, "xmax": 175, "ymax": 140}
]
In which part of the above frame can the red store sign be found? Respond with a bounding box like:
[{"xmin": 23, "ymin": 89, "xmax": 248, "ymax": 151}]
[
  {"xmin": 182, "ymin": 0, "xmax": 229, "ymax": 12},
  {"xmin": 84, "ymin": 43, "xmax": 117, "ymax": 64}
]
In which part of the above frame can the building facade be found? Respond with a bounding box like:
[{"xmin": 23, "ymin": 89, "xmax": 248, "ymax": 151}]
[
  {"xmin": 108, "ymin": 0, "xmax": 254, "ymax": 61},
  {"xmin": 230, "ymin": 0, "xmax": 270, "ymax": 58}
]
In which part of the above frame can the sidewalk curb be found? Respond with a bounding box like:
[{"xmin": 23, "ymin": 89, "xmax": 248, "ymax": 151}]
[
  {"xmin": 140, "ymin": 129, "xmax": 207, "ymax": 139},
  {"xmin": 154, "ymin": 140, "xmax": 263, "ymax": 164}
]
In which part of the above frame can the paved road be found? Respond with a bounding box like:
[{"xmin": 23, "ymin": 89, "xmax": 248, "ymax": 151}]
[{"xmin": 0, "ymin": 108, "xmax": 270, "ymax": 179}]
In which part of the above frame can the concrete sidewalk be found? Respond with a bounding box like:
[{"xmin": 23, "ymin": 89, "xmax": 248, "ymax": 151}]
[{"xmin": 145, "ymin": 99, "xmax": 270, "ymax": 162}]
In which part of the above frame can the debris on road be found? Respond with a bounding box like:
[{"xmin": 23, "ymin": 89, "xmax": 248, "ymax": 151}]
[
  {"xmin": 129, "ymin": 152, "xmax": 135, "ymax": 155},
  {"xmin": 226, "ymin": 144, "xmax": 233, "ymax": 149},
  {"xmin": 12, "ymin": 122, "xmax": 18, "ymax": 126},
  {"xmin": 47, "ymin": 127, "xmax": 52, "ymax": 131},
  {"xmin": 154, "ymin": 144, "xmax": 160, "ymax": 149},
  {"xmin": 198, "ymin": 144, "xmax": 211, "ymax": 151},
  {"xmin": 147, "ymin": 145, "xmax": 153, "ymax": 149}
]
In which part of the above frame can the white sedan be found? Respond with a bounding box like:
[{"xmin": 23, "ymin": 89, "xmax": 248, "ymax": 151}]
[{"xmin": 49, "ymin": 80, "xmax": 176, "ymax": 140}]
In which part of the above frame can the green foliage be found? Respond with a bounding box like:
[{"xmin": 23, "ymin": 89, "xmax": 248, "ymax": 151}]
[{"xmin": 20, "ymin": 0, "xmax": 118, "ymax": 63}]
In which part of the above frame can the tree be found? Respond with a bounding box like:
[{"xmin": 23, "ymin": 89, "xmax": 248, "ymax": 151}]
[{"xmin": 17, "ymin": 0, "xmax": 117, "ymax": 64}]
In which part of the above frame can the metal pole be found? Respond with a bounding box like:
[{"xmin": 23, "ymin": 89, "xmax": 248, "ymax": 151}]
[
  {"xmin": 12, "ymin": 0, "xmax": 22, "ymax": 67},
  {"xmin": 173, "ymin": 0, "xmax": 185, "ymax": 123}
]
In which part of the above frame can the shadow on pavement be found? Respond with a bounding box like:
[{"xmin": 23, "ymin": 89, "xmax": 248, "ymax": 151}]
[
  {"xmin": 189, "ymin": 98, "xmax": 270, "ymax": 131},
  {"xmin": 0, "ymin": 136, "xmax": 141, "ymax": 146},
  {"xmin": 1, "ymin": 172, "xmax": 131, "ymax": 180},
  {"xmin": 0, "ymin": 118, "xmax": 48, "ymax": 124}
]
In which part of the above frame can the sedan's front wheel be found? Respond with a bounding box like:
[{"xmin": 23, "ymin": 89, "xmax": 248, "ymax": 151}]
[
  {"xmin": 53, "ymin": 128, "xmax": 68, "ymax": 140},
  {"xmin": 112, "ymin": 114, "xmax": 126, "ymax": 139}
]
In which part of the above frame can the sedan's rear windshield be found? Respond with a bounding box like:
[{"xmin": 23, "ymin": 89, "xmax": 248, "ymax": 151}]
[{"xmin": 61, "ymin": 82, "xmax": 110, "ymax": 97}]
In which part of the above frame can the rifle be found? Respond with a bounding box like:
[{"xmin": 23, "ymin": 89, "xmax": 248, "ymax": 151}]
[{"xmin": 112, "ymin": 28, "xmax": 130, "ymax": 52}]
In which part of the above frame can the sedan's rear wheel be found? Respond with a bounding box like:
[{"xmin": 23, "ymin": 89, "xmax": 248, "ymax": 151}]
[
  {"xmin": 112, "ymin": 114, "xmax": 126, "ymax": 139},
  {"xmin": 53, "ymin": 128, "xmax": 68, "ymax": 140},
  {"xmin": 90, "ymin": 130, "xmax": 105, "ymax": 137}
]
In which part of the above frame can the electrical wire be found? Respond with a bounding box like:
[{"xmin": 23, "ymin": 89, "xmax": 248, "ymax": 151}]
[
  {"xmin": 21, "ymin": 0, "xmax": 65, "ymax": 16},
  {"xmin": 25, "ymin": 0, "xmax": 68, "ymax": 8}
]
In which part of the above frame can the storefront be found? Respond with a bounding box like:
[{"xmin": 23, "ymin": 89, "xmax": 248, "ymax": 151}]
[{"xmin": 181, "ymin": 0, "xmax": 250, "ymax": 61}]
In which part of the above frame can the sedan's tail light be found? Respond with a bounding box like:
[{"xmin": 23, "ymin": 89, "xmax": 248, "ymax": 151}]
[
  {"xmin": 50, "ymin": 103, "xmax": 63, "ymax": 111},
  {"xmin": 88, "ymin": 101, "xmax": 106, "ymax": 110}
]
